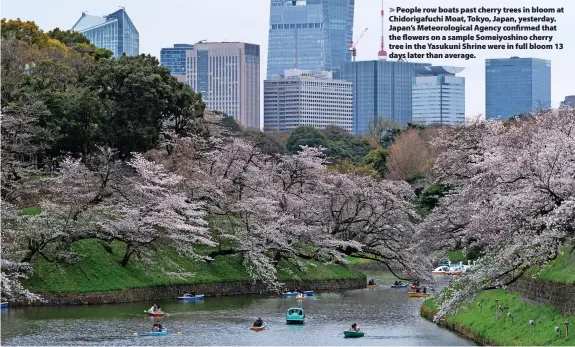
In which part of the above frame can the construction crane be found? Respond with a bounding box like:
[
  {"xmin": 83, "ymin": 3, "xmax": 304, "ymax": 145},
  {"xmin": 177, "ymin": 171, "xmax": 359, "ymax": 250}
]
[{"xmin": 349, "ymin": 28, "xmax": 368, "ymax": 62}]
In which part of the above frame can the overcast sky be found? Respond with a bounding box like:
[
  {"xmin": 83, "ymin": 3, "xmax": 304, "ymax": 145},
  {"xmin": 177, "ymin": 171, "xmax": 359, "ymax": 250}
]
[{"xmin": 2, "ymin": 0, "xmax": 574, "ymax": 122}]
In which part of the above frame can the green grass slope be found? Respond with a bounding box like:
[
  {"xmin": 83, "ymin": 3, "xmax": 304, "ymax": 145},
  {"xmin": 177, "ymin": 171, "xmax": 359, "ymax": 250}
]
[
  {"xmin": 26, "ymin": 239, "xmax": 364, "ymax": 293},
  {"xmin": 422, "ymin": 291, "xmax": 574, "ymax": 346},
  {"xmin": 525, "ymin": 248, "xmax": 575, "ymax": 284}
]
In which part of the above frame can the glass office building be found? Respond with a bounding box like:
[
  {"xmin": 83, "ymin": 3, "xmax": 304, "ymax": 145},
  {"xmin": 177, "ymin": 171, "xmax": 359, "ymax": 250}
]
[
  {"xmin": 71, "ymin": 8, "xmax": 139, "ymax": 58},
  {"xmin": 485, "ymin": 57, "xmax": 551, "ymax": 120},
  {"xmin": 186, "ymin": 42, "xmax": 260, "ymax": 129},
  {"xmin": 341, "ymin": 60, "xmax": 431, "ymax": 135},
  {"xmin": 264, "ymin": 69, "xmax": 352, "ymax": 132},
  {"xmin": 160, "ymin": 44, "xmax": 194, "ymax": 76},
  {"xmin": 267, "ymin": 0, "xmax": 354, "ymax": 79},
  {"xmin": 412, "ymin": 66, "xmax": 466, "ymax": 126},
  {"xmin": 562, "ymin": 95, "xmax": 575, "ymax": 107}
]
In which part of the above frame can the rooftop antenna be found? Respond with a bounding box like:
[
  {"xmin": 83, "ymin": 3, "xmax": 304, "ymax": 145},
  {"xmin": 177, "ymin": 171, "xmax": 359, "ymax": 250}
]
[
  {"xmin": 377, "ymin": 0, "xmax": 388, "ymax": 60},
  {"xmin": 118, "ymin": 5, "xmax": 125, "ymax": 9}
]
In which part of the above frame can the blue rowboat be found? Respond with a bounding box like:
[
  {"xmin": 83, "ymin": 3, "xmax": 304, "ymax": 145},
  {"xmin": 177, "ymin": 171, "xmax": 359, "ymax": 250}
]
[
  {"xmin": 282, "ymin": 292, "xmax": 298, "ymax": 297},
  {"xmin": 390, "ymin": 284, "xmax": 408, "ymax": 288},
  {"xmin": 178, "ymin": 293, "xmax": 204, "ymax": 301},
  {"xmin": 303, "ymin": 290, "xmax": 314, "ymax": 296},
  {"xmin": 286, "ymin": 307, "xmax": 305, "ymax": 324},
  {"xmin": 149, "ymin": 328, "xmax": 168, "ymax": 336},
  {"xmin": 0, "ymin": 302, "xmax": 8, "ymax": 309}
]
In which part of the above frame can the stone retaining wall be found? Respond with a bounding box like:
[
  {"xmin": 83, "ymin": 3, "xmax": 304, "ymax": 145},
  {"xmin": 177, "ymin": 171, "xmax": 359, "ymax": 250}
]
[
  {"xmin": 20, "ymin": 278, "xmax": 366, "ymax": 306},
  {"xmin": 507, "ymin": 278, "xmax": 575, "ymax": 316}
]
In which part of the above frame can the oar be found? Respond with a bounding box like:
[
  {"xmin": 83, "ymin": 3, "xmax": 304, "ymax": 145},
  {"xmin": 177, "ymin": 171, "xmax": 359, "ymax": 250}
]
[{"xmin": 333, "ymin": 332, "xmax": 344, "ymax": 337}]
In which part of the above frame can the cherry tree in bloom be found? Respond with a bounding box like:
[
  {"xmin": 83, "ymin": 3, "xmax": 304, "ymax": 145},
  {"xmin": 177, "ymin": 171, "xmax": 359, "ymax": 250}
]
[
  {"xmin": 418, "ymin": 108, "xmax": 575, "ymax": 320},
  {"xmin": 2, "ymin": 154, "xmax": 117, "ymax": 266},
  {"xmin": 100, "ymin": 153, "xmax": 214, "ymax": 266},
  {"xmin": 0, "ymin": 200, "xmax": 42, "ymax": 302},
  {"xmin": 148, "ymin": 114, "xmax": 422, "ymax": 287}
]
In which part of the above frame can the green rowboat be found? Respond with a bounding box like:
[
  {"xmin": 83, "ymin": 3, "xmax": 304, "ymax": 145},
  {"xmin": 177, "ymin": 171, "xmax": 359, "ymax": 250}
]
[
  {"xmin": 286, "ymin": 307, "xmax": 305, "ymax": 324},
  {"xmin": 344, "ymin": 330, "xmax": 364, "ymax": 338}
]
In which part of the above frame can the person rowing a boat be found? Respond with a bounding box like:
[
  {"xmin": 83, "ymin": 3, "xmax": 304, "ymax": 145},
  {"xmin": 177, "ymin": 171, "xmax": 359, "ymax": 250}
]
[
  {"xmin": 351, "ymin": 323, "xmax": 360, "ymax": 332},
  {"xmin": 149, "ymin": 304, "xmax": 159, "ymax": 313},
  {"xmin": 253, "ymin": 317, "xmax": 264, "ymax": 327}
]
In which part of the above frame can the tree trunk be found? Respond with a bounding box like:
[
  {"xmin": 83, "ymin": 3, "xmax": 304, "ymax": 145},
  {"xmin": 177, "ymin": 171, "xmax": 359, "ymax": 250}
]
[
  {"xmin": 120, "ymin": 245, "xmax": 133, "ymax": 267},
  {"xmin": 21, "ymin": 251, "xmax": 35, "ymax": 264}
]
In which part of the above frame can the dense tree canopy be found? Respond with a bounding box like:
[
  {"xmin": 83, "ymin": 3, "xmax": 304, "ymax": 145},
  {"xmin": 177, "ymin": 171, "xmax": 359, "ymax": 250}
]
[
  {"xmin": 0, "ymin": 18, "xmax": 205, "ymax": 162},
  {"xmin": 286, "ymin": 126, "xmax": 374, "ymax": 165}
]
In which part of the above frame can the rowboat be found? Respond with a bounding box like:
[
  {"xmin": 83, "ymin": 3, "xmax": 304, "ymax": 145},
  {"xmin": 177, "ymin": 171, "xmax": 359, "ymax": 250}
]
[
  {"xmin": 149, "ymin": 328, "xmax": 168, "ymax": 336},
  {"xmin": 250, "ymin": 322, "xmax": 267, "ymax": 331},
  {"xmin": 408, "ymin": 292, "xmax": 430, "ymax": 298},
  {"xmin": 282, "ymin": 292, "xmax": 298, "ymax": 297},
  {"xmin": 1, "ymin": 302, "xmax": 8, "ymax": 309},
  {"xmin": 344, "ymin": 330, "xmax": 364, "ymax": 338},
  {"xmin": 391, "ymin": 284, "xmax": 407, "ymax": 288},
  {"xmin": 432, "ymin": 265, "xmax": 451, "ymax": 275},
  {"xmin": 367, "ymin": 285, "xmax": 377, "ymax": 288},
  {"xmin": 146, "ymin": 311, "xmax": 165, "ymax": 317},
  {"xmin": 286, "ymin": 307, "xmax": 305, "ymax": 324},
  {"xmin": 283, "ymin": 291, "xmax": 314, "ymax": 297},
  {"xmin": 178, "ymin": 293, "xmax": 204, "ymax": 301}
]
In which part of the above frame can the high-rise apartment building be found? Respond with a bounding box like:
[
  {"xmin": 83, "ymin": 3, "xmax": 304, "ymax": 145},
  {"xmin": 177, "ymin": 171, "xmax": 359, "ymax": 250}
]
[
  {"xmin": 266, "ymin": 0, "xmax": 354, "ymax": 79},
  {"xmin": 412, "ymin": 66, "xmax": 465, "ymax": 126},
  {"xmin": 485, "ymin": 57, "xmax": 551, "ymax": 120},
  {"xmin": 160, "ymin": 44, "xmax": 194, "ymax": 76},
  {"xmin": 186, "ymin": 42, "xmax": 260, "ymax": 128},
  {"xmin": 264, "ymin": 69, "xmax": 352, "ymax": 132},
  {"xmin": 341, "ymin": 60, "xmax": 431, "ymax": 135},
  {"xmin": 71, "ymin": 8, "xmax": 139, "ymax": 58}
]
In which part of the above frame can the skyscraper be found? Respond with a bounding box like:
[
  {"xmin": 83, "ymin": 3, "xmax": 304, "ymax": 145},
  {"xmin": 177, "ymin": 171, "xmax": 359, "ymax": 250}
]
[
  {"xmin": 485, "ymin": 57, "xmax": 551, "ymax": 120},
  {"xmin": 264, "ymin": 69, "xmax": 352, "ymax": 132},
  {"xmin": 266, "ymin": 0, "xmax": 354, "ymax": 80},
  {"xmin": 341, "ymin": 60, "xmax": 431, "ymax": 135},
  {"xmin": 186, "ymin": 42, "xmax": 260, "ymax": 129},
  {"xmin": 412, "ymin": 66, "xmax": 466, "ymax": 126},
  {"xmin": 71, "ymin": 8, "xmax": 139, "ymax": 58},
  {"xmin": 160, "ymin": 44, "xmax": 194, "ymax": 76}
]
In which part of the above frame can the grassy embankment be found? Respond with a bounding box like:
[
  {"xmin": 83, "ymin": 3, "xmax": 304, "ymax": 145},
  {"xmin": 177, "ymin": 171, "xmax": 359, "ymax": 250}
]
[
  {"xmin": 20, "ymin": 207, "xmax": 364, "ymax": 293},
  {"xmin": 421, "ymin": 249, "xmax": 575, "ymax": 346},
  {"xmin": 25, "ymin": 239, "xmax": 365, "ymax": 293}
]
